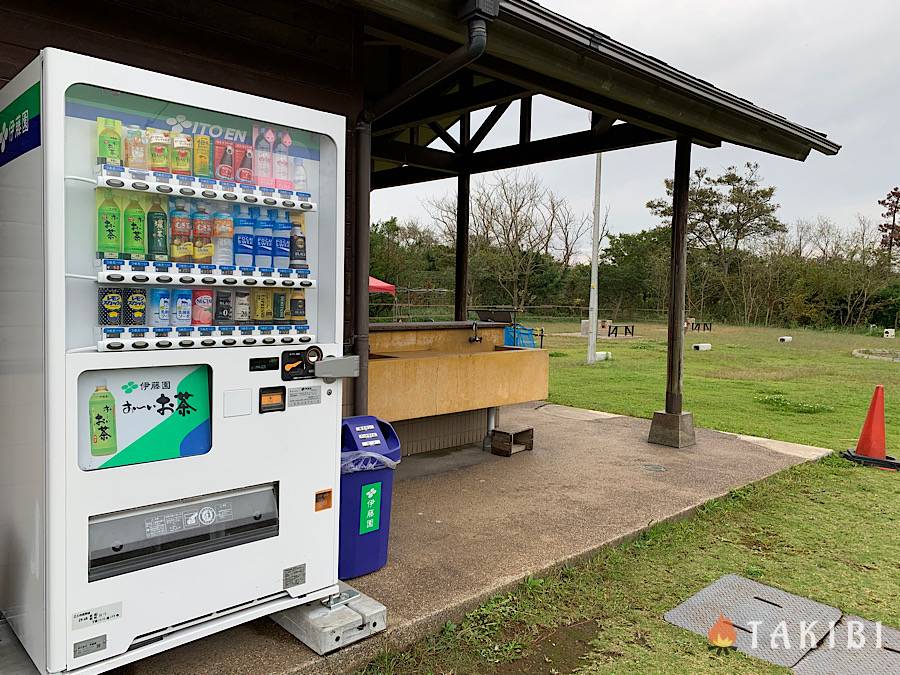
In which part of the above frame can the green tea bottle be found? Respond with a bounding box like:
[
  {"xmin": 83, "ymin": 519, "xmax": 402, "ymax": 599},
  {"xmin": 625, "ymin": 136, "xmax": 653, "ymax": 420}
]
[
  {"xmin": 97, "ymin": 189, "xmax": 121, "ymax": 257},
  {"xmin": 146, "ymin": 197, "xmax": 169, "ymax": 260},
  {"xmin": 98, "ymin": 119, "xmax": 122, "ymax": 164},
  {"xmin": 123, "ymin": 198, "xmax": 146, "ymax": 258},
  {"xmin": 89, "ymin": 383, "xmax": 117, "ymax": 457}
]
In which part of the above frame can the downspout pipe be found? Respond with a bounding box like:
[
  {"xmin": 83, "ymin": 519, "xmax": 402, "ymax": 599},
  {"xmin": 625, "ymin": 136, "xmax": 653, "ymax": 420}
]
[
  {"xmin": 353, "ymin": 3, "xmax": 497, "ymax": 416},
  {"xmin": 367, "ymin": 13, "xmax": 492, "ymax": 124},
  {"xmin": 353, "ymin": 118, "xmax": 372, "ymax": 417}
]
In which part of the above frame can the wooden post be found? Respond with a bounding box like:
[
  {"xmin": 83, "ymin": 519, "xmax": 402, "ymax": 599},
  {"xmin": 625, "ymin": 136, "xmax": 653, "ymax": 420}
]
[
  {"xmin": 454, "ymin": 76, "xmax": 473, "ymax": 322},
  {"xmin": 648, "ymin": 137, "xmax": 696, "ymax": 447}
]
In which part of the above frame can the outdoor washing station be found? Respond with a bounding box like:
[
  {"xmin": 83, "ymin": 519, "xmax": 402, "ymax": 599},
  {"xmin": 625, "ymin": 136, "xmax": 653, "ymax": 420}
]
[{"xmin": 364, "ymin": 322, "xmax": 549, "ymax": 455}]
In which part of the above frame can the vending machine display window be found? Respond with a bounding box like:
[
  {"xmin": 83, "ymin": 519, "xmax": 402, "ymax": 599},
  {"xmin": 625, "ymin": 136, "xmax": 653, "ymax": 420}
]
[{"xmin": 63, "ymin": 82, "xmax": 327, "ymax": 352}]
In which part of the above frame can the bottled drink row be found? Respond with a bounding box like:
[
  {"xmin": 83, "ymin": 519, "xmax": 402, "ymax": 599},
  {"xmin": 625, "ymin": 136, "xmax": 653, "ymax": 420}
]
[
  {"xmin": 97, "ymin": 191, "xmax": 306, "ymax": 268},
  {"xmin": 99, "ymin": 286, "xmax": 307, "ymax": 328},
  {"xmin": 97, "ymin": 117, "xmax": 309, "ymax": 191}
]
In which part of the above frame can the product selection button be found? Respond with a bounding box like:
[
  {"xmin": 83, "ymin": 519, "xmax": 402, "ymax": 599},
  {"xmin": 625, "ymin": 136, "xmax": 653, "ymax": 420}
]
[
  {"xmin": 132, "ymin": 341, "xmax": 149, "ymax": 349},
  {"xmin": 178, "ymin": 340, "xmax": 195, "ymax": 348},
  {"xmin": 223, "ymin": 277, "xmax": 237, "ymax": 285},
  {"xmin": 298, "ymin": 336, "xmax": 312, "ymax": 343},
  {"xmin": 281, "ymin": 200, "xmax": 295, "ymax": 208},
  {"xmin": 262, "ymin": 279, "xmax": 276, "ymax": 286},
  {"xmin": 242, "ymin": 278, "xmax": 258, "ymax": 285},
  {"xmin": 201, "ymin": 276, "xmax": 216, "ymax": 285},
  {"xmin": 132, "ymin": 274, "xmax": 149, "ymax": 283},
  {"xmin": 156, "ymin": 340, "xmax": 172, "ymax": 348},
  {"xmin": 179, "ymin": 276, "xmax": 195, "ymax": 284},
  {"xmin": 281, "ymin": 280, "xmax": 295, "ymax": 286},
  {"xmin": 179, "ymin": 187, "xmax": 196, "ymax": 196},
  {"xmin": 222, "ymin": 338, "xmax": 237, "ymax": 346},
  {"xmin": 242, "ymin": 338, "xmax": 257, "ymax": 345},
  {"xmin": 263, "ymin": 198, "xmax": 277, "ymax": 206},
  {"xmin": 281, "ymin": 337, "xmax": 294, "ymax": 343},
  {"xmin": 201, "ymin": 339, "xmax": 216, "ymax": 347},
  {"xmin": 156, "ymin": 185, "xmax": 173, "ymax": 193},
  {"xmin": 156, "ymin": 275, "xmax": 172, "ymax": 283},
  {"xmin": 201, "ymin": 190, "xmax": 217, "ymax": 198},
  {"xmin": 299, "ymin": 280, "xmax": 312, "ymax": 287},
  {"xmin": 243, "ymin": 195, "xmax": 258, "ymax": 203},
  {"xmin": 106, "ymin": 342, "xmax": 125, "ymax": 351},
  {"xmin": 223, "ymin": 192, "xmax": 238, "ymax": 200},
  {"xmin": 132, "ymin": 181, "xmax": 149, "ymax": 190},
  {"xmin": 106, "ymin": 273, "xmax": 125, "ymax": 282},
  {"xmin": 105, "ymin": 178, "xmax": 125, "ymax": 188}
]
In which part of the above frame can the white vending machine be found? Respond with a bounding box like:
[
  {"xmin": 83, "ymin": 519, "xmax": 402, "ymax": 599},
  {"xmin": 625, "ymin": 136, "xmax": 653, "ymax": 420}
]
[{"xmin": 0, "ymin": 49, "xmax": 351, "ymax": 673}]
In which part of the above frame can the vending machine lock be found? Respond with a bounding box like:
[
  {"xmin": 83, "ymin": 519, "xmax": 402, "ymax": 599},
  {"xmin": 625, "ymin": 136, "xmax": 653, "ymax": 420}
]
[{"xmin": 280, "ymin": 347, "xmax": 324, "ymax": 381}]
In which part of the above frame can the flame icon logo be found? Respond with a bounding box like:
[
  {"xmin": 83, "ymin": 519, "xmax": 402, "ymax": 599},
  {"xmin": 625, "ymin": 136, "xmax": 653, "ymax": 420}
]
[{"xmin": 708, "ymin": 614, "xmax": 737, "ymax": 650}]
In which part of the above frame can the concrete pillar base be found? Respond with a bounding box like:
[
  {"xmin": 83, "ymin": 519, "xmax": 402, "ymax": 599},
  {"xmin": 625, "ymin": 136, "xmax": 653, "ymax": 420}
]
[{"xmin": 648, "ymin": 411, "xmax": 696, "ymax": 448}]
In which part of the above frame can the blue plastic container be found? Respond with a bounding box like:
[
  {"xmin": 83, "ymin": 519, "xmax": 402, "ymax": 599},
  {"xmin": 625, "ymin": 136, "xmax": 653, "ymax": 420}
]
[
  {"xmin": 504, "ymin": 324, "xmax": 536, "ymax": 348},
  {"xmin": 338, "ymin": 415, "xmax": 401, "ymax": 580}
]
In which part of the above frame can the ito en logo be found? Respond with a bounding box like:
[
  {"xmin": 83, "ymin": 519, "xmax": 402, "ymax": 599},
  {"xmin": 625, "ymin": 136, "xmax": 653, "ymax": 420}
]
[
  {"xmin": 708, "ymin": 614, "xmax": 737, "ymax": 653},
  {"xmin": 165, "ymin": 113, "xmax": 248, "ymax": 143},
  {"xmin": 166, "ymin": 114, "xmax": 191, "ymax": 134},
  {"xmin": 121, "ymin": 381, "xmax": 138, "ymax": 394},
  {"xmin": 366, "ymin": 487, "xmax": 377, "ymax": 500}
]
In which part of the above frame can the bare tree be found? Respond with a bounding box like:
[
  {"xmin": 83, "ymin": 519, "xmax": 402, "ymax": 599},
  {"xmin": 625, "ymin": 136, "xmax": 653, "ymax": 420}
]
[{"xmin": 424, "ymin": 170, "xmax": 592, "ymax": 308}]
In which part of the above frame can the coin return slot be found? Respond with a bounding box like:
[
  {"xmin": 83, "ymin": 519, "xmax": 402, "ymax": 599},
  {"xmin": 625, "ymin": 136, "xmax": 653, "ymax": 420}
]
[{"xmin": 259, "ymin": 386, "xmax": 286, "ymax": 414}]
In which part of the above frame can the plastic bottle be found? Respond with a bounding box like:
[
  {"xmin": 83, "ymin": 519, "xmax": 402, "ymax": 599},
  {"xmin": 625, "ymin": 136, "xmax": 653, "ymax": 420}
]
[
  {"xmin": 273, "ymin": 213, "xmax": 291, "ymax": 268},
  {"xmin": 97, "ymin": 189, "xmax": 121, "ymax": 257},
  {"xmin": 148, "ymin": 129, "xmax": 171, "ymax": 172},
  {"xmin": 169, "ymin": 198, "xmax": 193, "ymax": 263},
  {"xmin": 89, "ymin": 381, "xmax": 117, "ymax": 457},
  {"xmin": 254, "ymin": 210, "xmax": 274, "ymax": 268},
  {"xmin": 124, "ymin": 125, "xmax": 147, "ymax": 170},
  {"xmin": 146, "ymin": 197, "xmax": 169, "ymax": 260},
  {"xmin": 292, "ymin": 156, "xmax": 308, "ymax": 193},
  {"xmin": 289, "ymin": 211, "xmax": 306, "ymax": 268},
  {"xmin": 171, "ymin": 133, "xmax": 193, "ymax": 176},
  {"xmin": 123, "ymin": 197, "xmax": 146, "ymax": 258},
  {"xmin": 191, "ymin": 202, "xmax": 213, "ymax": 264},
  {"xmin": 273, "ymin": 131, "xmax": 292, "ymax": 189},
  {"xmin": 212, "ymin": 206, "xmax": 234, "ymax": 266},
  {"xmin": 254, "ymin": 126, "xmax": 274, "ymax": 187},
  {"xmin": 98, "ymin": 119, "xmax": 122, "ymax": 165},
  {"xmin": 233, "ymin": 205, "xmax": 255, "ymax": 267}
]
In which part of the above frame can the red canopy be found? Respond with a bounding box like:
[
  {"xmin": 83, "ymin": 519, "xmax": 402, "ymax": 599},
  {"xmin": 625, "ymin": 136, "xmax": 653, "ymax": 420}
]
[{"xmin": 368, "ymin": 276, "xmax": 396, "ymax": 296}]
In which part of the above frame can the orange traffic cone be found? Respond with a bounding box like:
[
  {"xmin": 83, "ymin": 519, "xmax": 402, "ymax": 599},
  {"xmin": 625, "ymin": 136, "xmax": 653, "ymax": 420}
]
[{"xmin": 844, "ymin": 385, "xmax": 898, "ymax": 470}]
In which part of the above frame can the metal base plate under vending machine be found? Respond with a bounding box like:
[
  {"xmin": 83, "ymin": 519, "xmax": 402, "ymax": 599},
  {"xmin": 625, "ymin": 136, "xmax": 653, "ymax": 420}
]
[{"xmin": 0, "ymin": 48, "xmax": 357, "ymax": 674}]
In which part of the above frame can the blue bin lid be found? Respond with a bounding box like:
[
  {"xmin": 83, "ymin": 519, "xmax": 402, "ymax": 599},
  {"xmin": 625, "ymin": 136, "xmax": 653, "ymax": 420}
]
[{"xmin": 341, "ymin": 415, "xmax": 402, "ymax": 463}]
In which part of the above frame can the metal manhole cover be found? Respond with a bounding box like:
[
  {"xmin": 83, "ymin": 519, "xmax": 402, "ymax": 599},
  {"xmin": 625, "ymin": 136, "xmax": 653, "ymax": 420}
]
[
  {"xmin": 794, "ymin": 615, "xmax": 900, "ymax": 674},
  {"xmin": 664, "ymin": 574, "xmax": 840, "ymax": 668},
  {"xmin": 641, "ymin": 464, "xmax": 668, "ymax": 472}
]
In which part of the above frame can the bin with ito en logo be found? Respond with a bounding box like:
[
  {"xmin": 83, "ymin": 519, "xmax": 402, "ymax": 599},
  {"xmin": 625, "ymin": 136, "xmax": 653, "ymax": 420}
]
[{"xmin": 338, "ymin": 416, "xmax": 401, "ymax": 579}]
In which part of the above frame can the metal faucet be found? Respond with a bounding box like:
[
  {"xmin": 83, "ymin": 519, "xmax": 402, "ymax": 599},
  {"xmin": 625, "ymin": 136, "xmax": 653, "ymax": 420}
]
[{"xmin": 469, "ymin": 321, "xmax": 483, "ymax": 343}]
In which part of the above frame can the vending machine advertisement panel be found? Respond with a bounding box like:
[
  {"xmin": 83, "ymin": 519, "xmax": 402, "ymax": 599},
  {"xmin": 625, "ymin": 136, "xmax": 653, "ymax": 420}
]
[{"xmin": 0, "ymin": 49, "xmax": 347, "ymax": 674}]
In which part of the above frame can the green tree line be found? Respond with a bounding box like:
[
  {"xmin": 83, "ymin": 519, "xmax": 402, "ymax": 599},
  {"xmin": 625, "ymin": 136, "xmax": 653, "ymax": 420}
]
[{"xmin": 370, "ymin": 167, "xmax": 900, "ymax": 329}]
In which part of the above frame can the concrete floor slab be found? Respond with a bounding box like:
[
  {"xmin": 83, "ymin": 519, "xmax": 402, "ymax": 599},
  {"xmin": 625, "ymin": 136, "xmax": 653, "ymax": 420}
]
[{"xmin": 125, "ymin": 403, "xmax": 822, "ymax": 675}]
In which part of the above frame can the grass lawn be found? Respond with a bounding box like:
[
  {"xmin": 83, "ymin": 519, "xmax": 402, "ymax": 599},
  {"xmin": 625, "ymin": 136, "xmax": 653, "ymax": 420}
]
[
  {"xmin": 543, "ymin": 321, "xmax": 900, "ymax": 451},
  {"xmin": 362, "ymin": 324, "xmax": 900, "ymax": 674}
]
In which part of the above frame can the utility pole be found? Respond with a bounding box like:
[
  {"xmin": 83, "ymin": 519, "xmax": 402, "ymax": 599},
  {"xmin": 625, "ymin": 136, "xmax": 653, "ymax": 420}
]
[{"xmin": 587, "ymin": 150, "xmax": 602, "ymax": 364}]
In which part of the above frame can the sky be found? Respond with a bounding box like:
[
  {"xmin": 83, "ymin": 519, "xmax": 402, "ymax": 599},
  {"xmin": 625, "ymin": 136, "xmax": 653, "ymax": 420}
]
[{"xmin": 370, "ymin": 0, "xmax": 899, "ymax": 247}]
